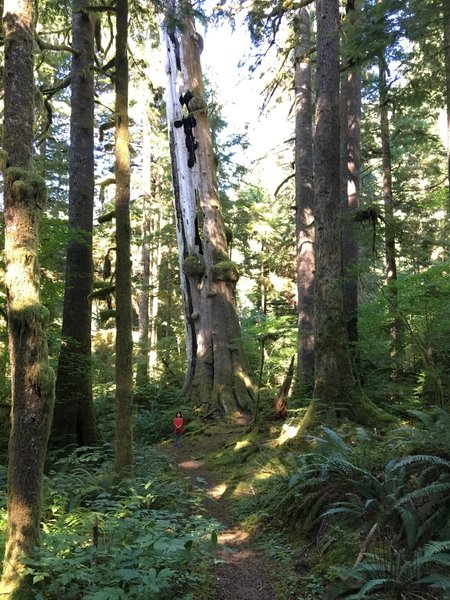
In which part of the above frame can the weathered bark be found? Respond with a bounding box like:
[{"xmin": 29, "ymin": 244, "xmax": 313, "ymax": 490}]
[
  {"xmin": 136, "ymin": 111, "xmax": 151, "ymax": 388},
  {"xmin": 1, "ymin": 0, "xmax": 55, "ymax": 594},
  {"xmin": 443, "ymin": 2, "xmax": 450, "ymax": 215},
  {"xmin": 149, "ymin": 207, "xmax": 162, "ymax": 376},
  {"xmin": 312, "ymin": 0, "xmax": 353, "ymax": 423},
  {"xmin": 163, "ymin": 3, "xmax": 255, "ymax": 415},
  {"xmin": 52, "ymin": 0, "xmax": 100, "ymax": 449},
  {"xmin": 114, "ymin": 0, "xmax": 133, "ymax": 478},
  {"xmin": 340, "ymin": 0, "xmax": 361, "ymax": 346},
  {"xmin": 379, "ymin": 55, "xmax": 400, "ymax": 355},
  {"xmin": 136, "ymin": 190, "xmax": 150, "ymax": 387},
  {"xmin": 310, "ymin": 0, "xmax": 391, "ymax": 427},
  {"xmin": 294, "ymin": 6, "xmax": 315, "ymax": 391}
]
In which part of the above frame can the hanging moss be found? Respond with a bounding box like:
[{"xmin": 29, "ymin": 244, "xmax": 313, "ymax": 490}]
[
  {"xmin": 89, "ymin": 285, "xmax": 115, "ymax": 301},
  {"xmin": 6, "ymin": 167, "xmax": 48, "ymax": 206},
  {"xmin": 8, "ymin": 304, "xmax": 50, "ymax": 328},
  {"xmin": 225, "ymin": 227, "xmax": 233, "ymax": 245},
  {"xmin": 212, "ymin": 260, "xmax": 239, "ymax": 283},
  {"xmin": 184, "ymin": 255, "xmax": 205, "ymax": 279}
]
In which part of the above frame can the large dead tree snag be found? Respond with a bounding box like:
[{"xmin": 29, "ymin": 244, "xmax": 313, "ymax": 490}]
[{"xmin": 162, "ymin": 3, "xmax": 255, "ymax": 416}]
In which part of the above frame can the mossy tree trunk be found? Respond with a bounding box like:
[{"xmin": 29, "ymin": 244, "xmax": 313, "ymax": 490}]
[
  {"xmin": 312, "ymin": 0, "xmax": 353, "ymax": 424},
  {"xmin": 294, "ymin": 6, "xmax": 315, "ymax": 393},
  {"xmin": 163, "ymin": 2, "xmax": 255, "ymax": 416},
  {"xmin": 340, "ymin": 0, "xmax": 361, "ymax": 347},
  {"xmin": 52, "ymin": 0, "xmax": 100, "ymax": 449},
  {"xmin": 114, "ymin": 0, "xmax": 133, "ymax": 478},
  {"xmin": 309, "ymin": 0, "xmax": 391, "ymax": 428},
  {"xmin": 0, "ymin": 0, "xmax": 55, "ymax": 595}
]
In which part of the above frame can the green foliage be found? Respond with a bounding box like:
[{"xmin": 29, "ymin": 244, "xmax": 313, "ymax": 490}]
[
  {"xmin": 358, "ymin": 263, "xmax": 450, "ymax": 408},
  {"xmin": 240, "ymin": 310, "xmax": 296, "ymax": 390},
  {"xmin": 27, "ymin": 445, "xmax": 219, "ymax": 599},
  {"xmin": 334, "ymin": 542, "xmax": 450, "ymax": 599},
  {"xmin": 257, "ymin": 417, "xmax": 450, "ymax": 598}
]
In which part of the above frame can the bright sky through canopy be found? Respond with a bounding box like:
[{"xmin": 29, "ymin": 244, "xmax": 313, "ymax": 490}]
[{"xmin": 200, "ymin": 18, "xmax": 294, "ymax": 194}]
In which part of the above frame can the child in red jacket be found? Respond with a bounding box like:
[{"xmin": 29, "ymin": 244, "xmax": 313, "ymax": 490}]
[{"xmin": 173, "ymin": 412, "xmax": 184, "ymax": 447}]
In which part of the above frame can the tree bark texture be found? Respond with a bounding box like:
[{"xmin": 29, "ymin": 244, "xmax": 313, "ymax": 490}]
[
  {"xmin": 312, "ymin": 0, "xmax": 355, "ymax": 421},
  {"xmin": 114, "ymin": 0, "xmax": 134, "ymax": 478},
  {"xmin": 294, "ymin": 7, "xmax": 315, "ymax": 391},
  {"xmin": 379, "ymin": 56, "xmax": 400, "ymax": 354},
  {"xmin": 163, "ymin": 3, "xmax": 255, "ymax": 415},
  {"xmin": 52, "ymin": 0, "xmax": 100, "ymax": 448},
  {"xmin": 443, "ymin": 2, "xmax": 450, "ymax": 215},
  {"xmin": 136, "ymin": 111, "xmax": 152, "ymax": 387},
  {"xmin": 340, "ymin": 0, "xmax": 361, "ymax": 346},
  {"xmin": 136, "ymin": 188, "xmax": 150, "ymax": 387},
  {"xmin": 1, "ymin": 0, "xmax": 55, "ymax": 594}
]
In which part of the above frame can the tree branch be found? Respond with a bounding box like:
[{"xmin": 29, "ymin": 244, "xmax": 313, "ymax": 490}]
[{"xmin": 37, "ymin": 36, "xmax": 80, "ymax": 55}]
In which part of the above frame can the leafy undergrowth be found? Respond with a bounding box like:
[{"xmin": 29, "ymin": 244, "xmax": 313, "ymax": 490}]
[
  {"xmin": 1, "ymin": 403, "xmax": 450, "ymax": 599},
  {"xmin": 0, "ymin": 443, "xmax": 219, "ymax": 600},
  {"xmin": 200, "ymin": 408, "xmax": 450, "ymax": 600}
]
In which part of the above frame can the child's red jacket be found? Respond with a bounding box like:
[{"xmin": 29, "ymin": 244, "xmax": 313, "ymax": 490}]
[{"xmin": 173, "ymin": 417, "xmax": 184, "ymax": 433}]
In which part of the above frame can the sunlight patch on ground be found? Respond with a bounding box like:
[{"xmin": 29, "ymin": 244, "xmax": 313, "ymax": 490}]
[
  {"xmin": 218, "ymin": 529, "xmax": 249, "ymax": 545},
  {"xmin": 178, "ymin": 459, "xmax": 204, "ymax": 470},
  {"xmin": 277, "ymin": 423, "xmax": 300, "ymax": 445},
  {"xmin": 207, "ymin": 482, "xmax": 228, "ymax": 499},
  {"xmin": 234, "ymin": 440, "xmax": 250, "ymax": 450}
]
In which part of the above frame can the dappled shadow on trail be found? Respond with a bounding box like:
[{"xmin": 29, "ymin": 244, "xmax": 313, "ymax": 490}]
[{"xmin": 164, "ymin": 428, "xmax": 275, "ymax": 600}]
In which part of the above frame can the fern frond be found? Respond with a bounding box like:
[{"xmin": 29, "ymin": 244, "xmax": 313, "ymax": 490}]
[
  {"xmin": 394, "ymin": 455, "xmax": 450, "ymax": 470},
  {"xmin": 423, "ymin": 540, "xmax": 450, "ymax": 555},
  {"xmin": 396, "ymin": 482, "xmax": 450, "ymax": 506},
  {"xmin": 397, "ymin": 504, "xmax": 419, "ymax": 550}
]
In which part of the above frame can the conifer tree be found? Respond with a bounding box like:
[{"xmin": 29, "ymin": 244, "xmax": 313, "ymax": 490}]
[
  {"xmin": 1, "ymin": 0, "xmax": 55, "ymax": 593},
  {"xmin": 114, "ymin": 0, "xmax": 133, "ymax": 477},
  {"xmin": 52, "ymin": 0, "xmax": 100, "ymax": 448}
]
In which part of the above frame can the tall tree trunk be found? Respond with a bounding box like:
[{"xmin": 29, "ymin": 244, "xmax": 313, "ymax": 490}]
[
  {"xmin": 443, "ymin": 1, "xmax": 450, "ymax": 215},
  {"xmin": 311, "ymin": 0, "xmax": 354, "ymax": 424},
  {"xmin": 136, "ymin": 189, "xmax": 150, "ymax": 387},
  {"xmin": 163, "ymin": 3, "xmax": 255, "ymax": 415},
  {"xmin": 149, "ymin": 206, "xmax": 162, "ymax": 375},
  {"xmin": 0, "ymin": 0, "xmax": 55, "ymax": 594},
  {"xmin": 114, "ymin": 0, "xmax": 133, "ymax": 477},
  {"xmin": 379, "ymin": 56, "xmax": 400, "ymax": 355},
  {"xmin": 136, "ymin": 111, "xmax": 151, "ymax": 388},
  {"xmin": 340, "ymin": 0, "xmax": 361, "ymax": 346},
  {"xmin": 294, "ymin": 6, "xmax": 315, "ymax": 392},
  {"xmin": 52, "ymin": 0, "xmax": 100, "ymax": 448}
]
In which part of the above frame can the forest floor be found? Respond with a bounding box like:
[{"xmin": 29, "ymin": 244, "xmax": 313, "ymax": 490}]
[{"xmin": 164, "ymin": 422, "xmax": 278, "ymax": 600}]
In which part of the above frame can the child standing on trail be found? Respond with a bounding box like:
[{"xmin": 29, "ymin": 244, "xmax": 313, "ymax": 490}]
[{"xmin": 173, "ymin": 412, "xmax": 184, "ymax": 447}]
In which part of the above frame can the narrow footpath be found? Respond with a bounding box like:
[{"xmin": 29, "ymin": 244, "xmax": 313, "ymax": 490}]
[{"xmin": 166, "ymin": 428, "xmax": 276, "ymax": 600}]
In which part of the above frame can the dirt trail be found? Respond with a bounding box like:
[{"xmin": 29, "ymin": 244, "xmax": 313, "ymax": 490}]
[{"xmin": 166, "ymin": 428, "xmax": 276, "ymax": 600}]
